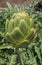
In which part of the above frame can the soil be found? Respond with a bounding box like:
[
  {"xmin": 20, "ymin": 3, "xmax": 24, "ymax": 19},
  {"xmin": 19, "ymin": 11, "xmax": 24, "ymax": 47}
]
[{"xmin": 0, "ymin": 0, "xmax": 32, "ymax": 7}]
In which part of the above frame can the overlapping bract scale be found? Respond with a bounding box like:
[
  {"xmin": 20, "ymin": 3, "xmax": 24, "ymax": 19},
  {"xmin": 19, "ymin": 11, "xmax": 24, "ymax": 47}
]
[{"xmin": 5, "ymin": 11, "xmax": 33, "ymax": 45}]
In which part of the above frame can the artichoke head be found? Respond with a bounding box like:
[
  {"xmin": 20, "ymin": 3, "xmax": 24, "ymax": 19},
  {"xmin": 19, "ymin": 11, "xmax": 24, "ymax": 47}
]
[{"xmin": 5, "ymin": 11, "xmax": 35, "ymax": 46}]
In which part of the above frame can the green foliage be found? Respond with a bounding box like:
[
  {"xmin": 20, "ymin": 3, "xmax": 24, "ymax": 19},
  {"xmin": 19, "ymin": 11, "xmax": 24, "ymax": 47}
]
[{"xmin": 0, "ymin": 2, "xmax": 42, "ymax": 65}]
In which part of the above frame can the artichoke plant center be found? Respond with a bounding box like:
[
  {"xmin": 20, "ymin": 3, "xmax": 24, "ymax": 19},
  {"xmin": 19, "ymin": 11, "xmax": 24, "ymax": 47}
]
[{"xmin": 5, "ymin": 11, "xmax": 34, "ymax": 46}]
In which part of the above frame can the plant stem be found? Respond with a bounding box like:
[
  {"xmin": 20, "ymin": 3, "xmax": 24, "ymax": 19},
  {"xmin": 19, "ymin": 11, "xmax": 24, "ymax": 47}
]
[{"xmin": 15, "ymin": 47, "xmax": 24, "ymax": 65}]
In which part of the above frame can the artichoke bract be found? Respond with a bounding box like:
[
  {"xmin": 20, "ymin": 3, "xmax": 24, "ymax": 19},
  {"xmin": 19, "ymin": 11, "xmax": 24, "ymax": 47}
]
[{"xmin": 5, "ymin": 11, "xmax": 35, "ymax": 46}]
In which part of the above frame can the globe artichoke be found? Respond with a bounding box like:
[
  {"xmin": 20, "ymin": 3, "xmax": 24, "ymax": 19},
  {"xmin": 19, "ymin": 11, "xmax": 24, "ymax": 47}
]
[{"xmin": 5, "ymin": 11, "xmax": 35, "ymax": 47}]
